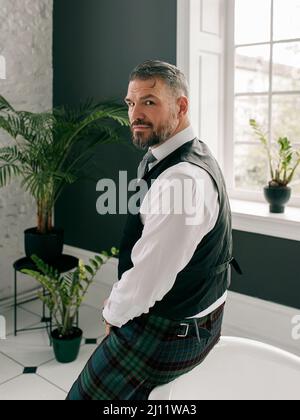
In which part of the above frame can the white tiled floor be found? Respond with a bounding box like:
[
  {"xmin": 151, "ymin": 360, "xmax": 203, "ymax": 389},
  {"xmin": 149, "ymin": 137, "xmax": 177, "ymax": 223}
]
[
  {"xmin": 0, "ymin": 280, "xmax": 112, "ymax": 400},
  {"xmin": 1, "ymin": 304, "xmax": 41, "ymax": 337},
  {"xmin": 0, "ymin": 374, "xmax": 67, "ymax": 400},
  {"xmin": 38, "ymin": 344, "xmax": 99, "ymax": 392},
  {"xmin": 1, "ymin": 275, "xmax": 297, "ymax": 400},
  {"xmin": 0, "ymin": 353, "xmax": 23, "ymax": 384},
  {"xmin": 0, "ymin": 297, "xmax": 240, "ymax": 401}
]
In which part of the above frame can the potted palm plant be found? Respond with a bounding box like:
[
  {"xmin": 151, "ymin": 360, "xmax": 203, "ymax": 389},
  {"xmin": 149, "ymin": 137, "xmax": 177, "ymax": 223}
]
[
  {"xmin": 250, "ymin": 119, "xmax": 300, "ymax": 213},
  {"xmin": 22, "ymin": 247, "xmax": 119, "ymax": 363},
  {"xmin": 0, "ymin": 95, "xmax": 129, "ymax": 261}
]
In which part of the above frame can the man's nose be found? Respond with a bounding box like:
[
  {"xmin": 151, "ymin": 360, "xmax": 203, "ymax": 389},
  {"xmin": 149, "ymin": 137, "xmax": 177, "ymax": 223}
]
[{"xmin": 130, "ymin": 105, "xmax": 146, "ymax": 122}]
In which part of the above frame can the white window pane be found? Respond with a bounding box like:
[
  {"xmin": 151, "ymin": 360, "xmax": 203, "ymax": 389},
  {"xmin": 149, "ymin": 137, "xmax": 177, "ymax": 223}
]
[
  {"xmin": 234, "ymin": 144, "xmax": 268, "ymax": 190},
  {"xmin": 290, "ymin": 142, "xmax": 300, "ymax": 196},
  {"xmin": 235, "ymin": 0, "xmax": 271, "ymax": 45},
  {"xmin": 273, "ymin": 42, "xmax": 300, "ymax": 91},
  {"xmin": 269, "ymin": 142, "xmax": 300, "ymax": 196},
  {"xmin": 273, "ymin": 0, "xmax": 300, "ymax": 41},
  {"xmin": 235, "ymin": 96, "xmax": 269, "ymax": 143},
  {"xmin": 235, "ymin": 45, "xmax": 270, "ymax": 93},
  {"xmin": 292, "ymin": 170, "xmax": 300, "ymax": 195},
  {"xmin": 272, "ymin": 95, "xmax": 300, "ymax": 142}
]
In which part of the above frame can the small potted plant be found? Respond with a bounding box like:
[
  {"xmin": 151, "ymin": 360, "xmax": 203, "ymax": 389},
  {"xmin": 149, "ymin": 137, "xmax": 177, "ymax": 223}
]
[
  {"xmin": 250, "ymin": 119, "xmax": 300, "ymax": 213},
  {"xmin": 22, "ymin": 247, "xmax": 119, "ymax": 363},
  {"xmin": 0, "ymin": 95, "xmax": 129, "ymax": 261}
]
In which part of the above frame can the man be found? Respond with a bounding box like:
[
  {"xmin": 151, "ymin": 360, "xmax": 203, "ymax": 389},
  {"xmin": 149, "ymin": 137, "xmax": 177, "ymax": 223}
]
[{"xmin": 67, "ymin": 60, "xmax": 234, "ymax": 400}]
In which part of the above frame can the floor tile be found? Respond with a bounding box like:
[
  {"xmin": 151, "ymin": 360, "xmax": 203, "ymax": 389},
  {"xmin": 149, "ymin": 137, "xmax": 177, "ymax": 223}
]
[
  {"xmin": 0, "ymin": 278, "xmax": 121, "ymax": 399},
  {"xmin": 38, "ymin": 343, "xmax": 101, "ymax": 392},
  {"xmin": 0, "ymin": 374, "xmax": 66, "ymax": 400},
  {"xmin": 0, "ymin": 352, "xmax": 23, "ymax": 385},
  {"xmin": 78, "ymin": 304, "xmax": 106, "ymax": 339},
  {"xmin": 23, "ymin": 367, "xmax": 38, "ymax": 374},
  {"xmin": 19, "ymin": 298, "xmax": 47, "ymax": 318},
  {"xmin": 0, "ymin": 329, "xmax": 54, "ymax": 366},
  {"xmin": 85, "ymin": 338, "xmax": 97, "ymax": 344},
  {"xmin": 84, "ymin": 282, "xmax": 112, "ymax": 310},
  {"xmin": 0, "ymin": 305, "xmax": 41, "ymax": 337}
]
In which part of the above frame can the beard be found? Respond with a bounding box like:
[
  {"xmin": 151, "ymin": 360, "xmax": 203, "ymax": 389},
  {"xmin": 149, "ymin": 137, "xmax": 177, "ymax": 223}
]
[{"xmin": 131, "ymin": 116, "xmax": 178, "ymax": 151}]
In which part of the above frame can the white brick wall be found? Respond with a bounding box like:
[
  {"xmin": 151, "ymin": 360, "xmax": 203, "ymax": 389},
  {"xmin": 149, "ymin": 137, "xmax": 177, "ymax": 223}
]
[{"xmin": 0, "ymin": 0, "xmax": 53, "ymax": 300}]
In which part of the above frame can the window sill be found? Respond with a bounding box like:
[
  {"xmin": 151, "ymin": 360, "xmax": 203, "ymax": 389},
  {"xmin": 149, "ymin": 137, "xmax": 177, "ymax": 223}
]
[{"xmin": 230, "ymin": 199, "xmax": 300, "ymax": 241}]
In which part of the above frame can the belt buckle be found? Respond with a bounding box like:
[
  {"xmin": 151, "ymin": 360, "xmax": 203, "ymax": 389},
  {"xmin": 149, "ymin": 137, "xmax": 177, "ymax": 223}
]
[{"xmin": 177, "ymin": 323, "xmax": 189, "ymax": 338}]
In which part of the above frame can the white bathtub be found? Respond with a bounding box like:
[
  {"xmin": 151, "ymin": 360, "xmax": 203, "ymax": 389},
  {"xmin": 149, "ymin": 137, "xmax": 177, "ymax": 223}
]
[{"xmin": 149, "ymin": 336, "xmax": 300, "ymax": 400}]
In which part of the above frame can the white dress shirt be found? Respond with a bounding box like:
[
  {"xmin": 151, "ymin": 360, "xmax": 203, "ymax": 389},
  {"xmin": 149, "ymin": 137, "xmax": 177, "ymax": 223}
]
[{"xmin": 102, "ymin": 126, "xmax": 227, "ymax": 328}]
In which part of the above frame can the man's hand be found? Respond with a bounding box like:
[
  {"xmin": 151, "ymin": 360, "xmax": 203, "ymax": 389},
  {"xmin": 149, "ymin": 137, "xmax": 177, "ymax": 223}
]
[
  {"xmin": 105, "ymin": 321, "xmax": 111, "ymax": 337},
  {"xmin": 103, "ymin": 298, "xmax": 112, "ymax": 337}
]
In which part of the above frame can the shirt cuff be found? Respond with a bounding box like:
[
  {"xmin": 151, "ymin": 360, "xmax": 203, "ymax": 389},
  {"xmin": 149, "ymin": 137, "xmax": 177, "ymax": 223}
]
[
  {"xmin": 102, "ymin": 301, "xmax": 148, "ymax": 328},
  {"xmin": 102, "ymin": 306, "xmax": 123, "ymax": 328}
]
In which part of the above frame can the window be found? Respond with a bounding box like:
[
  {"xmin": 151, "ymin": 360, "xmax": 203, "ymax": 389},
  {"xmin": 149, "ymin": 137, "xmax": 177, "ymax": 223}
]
[{"xmin": 227, "ymin": 0, "xmax": 300, "ymax": 204}]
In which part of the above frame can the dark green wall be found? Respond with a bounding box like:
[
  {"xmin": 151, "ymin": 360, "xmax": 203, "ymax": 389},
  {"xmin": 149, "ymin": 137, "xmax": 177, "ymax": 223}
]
[
  {"xmin": 231, "ymin": 231, "xmax": 300, "ymax": 309},
  {"xmin": 53, "ymin": 0, "xmax": 177, "ymax": 105},
  {"xmin": 53, "ymin": 0, "xmax": 177, "ymax": 252},
  {"xmin": 53, "ymin": 0, "xmax": 300, "ymax": 310}
]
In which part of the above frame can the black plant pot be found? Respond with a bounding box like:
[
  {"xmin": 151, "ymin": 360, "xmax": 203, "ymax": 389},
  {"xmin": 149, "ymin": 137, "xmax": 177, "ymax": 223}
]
[
  {"xmin": 24, "ymin": 227, "xmax": 64, "ymax": 263},
  {"xmin": 51, "ymin": 327, "xmax": 82, "ymax": 363},
  {"xmin": 264, "ymin": 185, "xmax": 291, "ymax": 214}
]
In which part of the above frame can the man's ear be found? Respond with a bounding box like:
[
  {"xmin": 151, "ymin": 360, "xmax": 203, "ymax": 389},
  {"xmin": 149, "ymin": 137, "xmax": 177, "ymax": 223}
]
[{"xmin": 177, "ymin": 96, "xmax": 189, "ymax": 117}]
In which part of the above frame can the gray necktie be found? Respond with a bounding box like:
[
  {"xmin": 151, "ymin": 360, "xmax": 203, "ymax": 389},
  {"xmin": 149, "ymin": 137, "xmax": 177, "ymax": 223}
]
[{"xmin": 137, "ymin": 150, "xmax": 157, "ymax": 179}]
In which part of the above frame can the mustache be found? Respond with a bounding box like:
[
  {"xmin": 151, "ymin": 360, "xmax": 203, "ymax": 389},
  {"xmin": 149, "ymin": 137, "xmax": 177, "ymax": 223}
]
[{"xmin": 131, "ymin": 119, "xmax": 153, "ymax": 128}]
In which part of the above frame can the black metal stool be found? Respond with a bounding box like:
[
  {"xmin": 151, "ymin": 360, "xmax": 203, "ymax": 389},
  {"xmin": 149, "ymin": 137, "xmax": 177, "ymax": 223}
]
[{"xmin": 13, "ymin": 254, "xmax": 79, "ymax": 337}]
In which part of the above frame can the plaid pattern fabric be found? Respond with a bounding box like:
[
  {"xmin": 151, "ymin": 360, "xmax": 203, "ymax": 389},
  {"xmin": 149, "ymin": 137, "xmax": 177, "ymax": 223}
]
[{"xmin": 66, "ymin": 304, "xmax": 225, "ymax": 400}]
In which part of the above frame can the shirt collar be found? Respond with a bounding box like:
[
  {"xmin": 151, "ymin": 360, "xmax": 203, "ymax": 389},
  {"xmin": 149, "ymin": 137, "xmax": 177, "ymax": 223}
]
[{"xmin": 149, "ymin": 126, "xmax": 196, "ymax": 163}]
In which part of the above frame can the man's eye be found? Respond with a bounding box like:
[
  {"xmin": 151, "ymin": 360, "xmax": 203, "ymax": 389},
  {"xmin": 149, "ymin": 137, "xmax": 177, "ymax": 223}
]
[{"xmin": 145, "ymin": 100, "xmax": 154, "ymax": 106}]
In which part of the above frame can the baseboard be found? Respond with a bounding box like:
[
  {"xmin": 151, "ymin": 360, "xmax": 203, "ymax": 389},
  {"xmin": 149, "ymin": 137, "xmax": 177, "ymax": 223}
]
[{"xmin": 224, "ymin": 291, "xmax": 300, "ymax": 356}]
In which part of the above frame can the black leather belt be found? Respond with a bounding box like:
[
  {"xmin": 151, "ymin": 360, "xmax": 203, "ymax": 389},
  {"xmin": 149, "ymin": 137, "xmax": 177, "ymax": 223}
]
[{"xmin": 176, "ymin": 303, "xmax": 225, "ymax": 339}]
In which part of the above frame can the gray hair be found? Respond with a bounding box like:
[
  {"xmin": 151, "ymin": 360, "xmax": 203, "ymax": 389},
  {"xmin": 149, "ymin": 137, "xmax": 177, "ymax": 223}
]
[{"xmin": 129, "ymin": 60, "xmax": 189, "ymax": 98}]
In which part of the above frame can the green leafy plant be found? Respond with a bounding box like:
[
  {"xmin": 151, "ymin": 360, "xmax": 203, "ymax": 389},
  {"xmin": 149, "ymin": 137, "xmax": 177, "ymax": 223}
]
[
  {"xmin": 22, "ymin": 247, "xmax": 119, "ymax": 337},
  {"xmin": 250, "ymin": 119, "xmax": 300, "ymax": 187},
  {"xmin": 0, "ymin": 95, "xmax": 129, "ymax": 233}
]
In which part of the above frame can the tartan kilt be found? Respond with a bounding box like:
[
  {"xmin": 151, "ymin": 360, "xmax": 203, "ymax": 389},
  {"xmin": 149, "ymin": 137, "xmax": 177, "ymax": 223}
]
[{"xmin": 66, "ymin": 304, "xmax": 225, "ymax": 400}]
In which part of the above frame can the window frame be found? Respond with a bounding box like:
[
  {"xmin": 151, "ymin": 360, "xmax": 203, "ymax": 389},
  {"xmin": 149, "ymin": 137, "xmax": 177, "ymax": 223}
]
[{"xmin": 224, "ymin": 0, "xmax": 300, "ymax": 207}]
